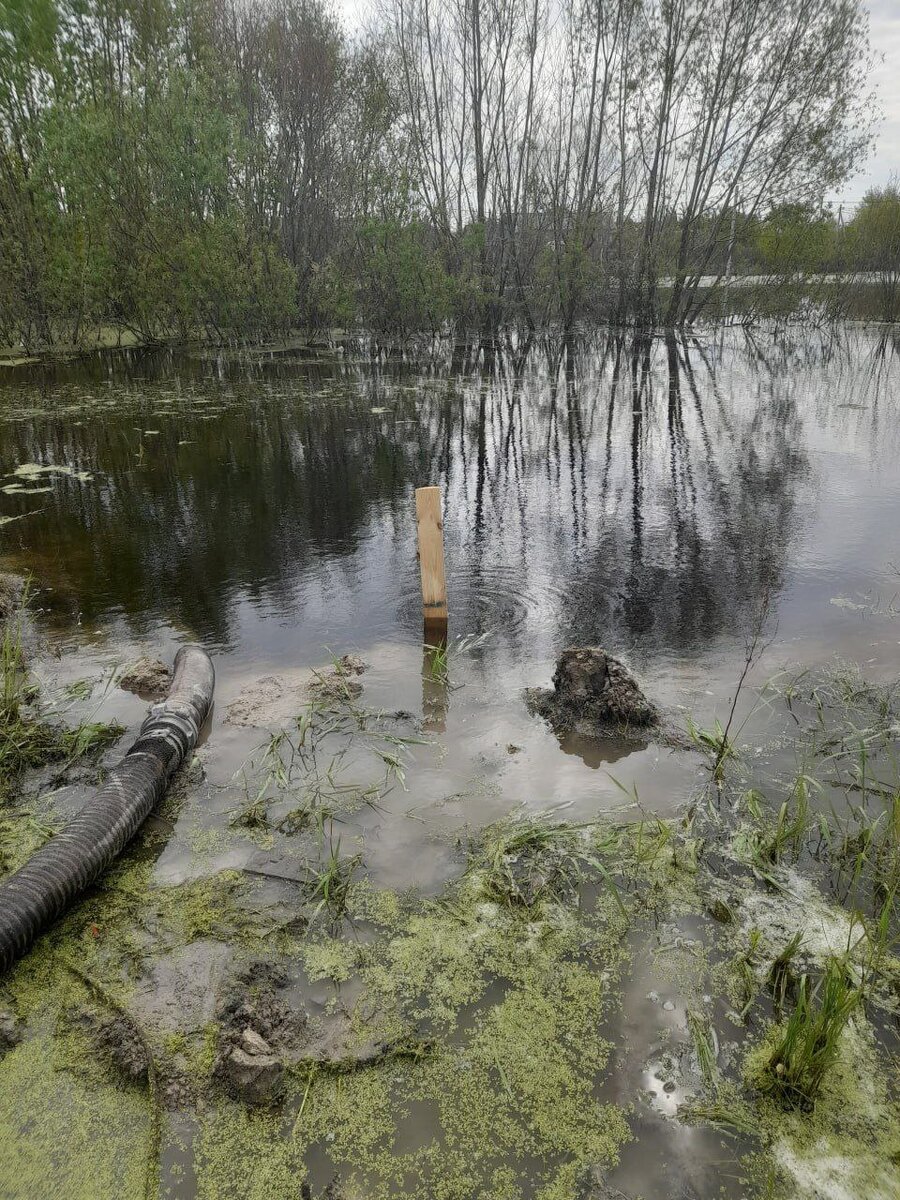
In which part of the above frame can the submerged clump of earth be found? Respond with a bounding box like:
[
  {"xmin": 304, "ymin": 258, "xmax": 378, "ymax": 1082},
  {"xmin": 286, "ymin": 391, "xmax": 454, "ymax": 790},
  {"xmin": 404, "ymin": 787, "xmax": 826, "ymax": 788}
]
[{"xmin": 1, "ymin": 328, "xmax": 899, "ymax": 1198}]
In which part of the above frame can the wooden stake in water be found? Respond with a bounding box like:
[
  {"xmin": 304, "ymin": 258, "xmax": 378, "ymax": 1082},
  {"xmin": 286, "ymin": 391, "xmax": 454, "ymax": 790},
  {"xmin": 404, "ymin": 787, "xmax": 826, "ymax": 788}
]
[{"xmin": 415, "ymin": 485, "xmax": 448, "ymax": 631}]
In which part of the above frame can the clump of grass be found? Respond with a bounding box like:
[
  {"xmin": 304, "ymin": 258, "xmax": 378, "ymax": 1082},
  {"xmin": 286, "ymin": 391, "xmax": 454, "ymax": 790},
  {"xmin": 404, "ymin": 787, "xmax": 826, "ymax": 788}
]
[
  {"xmin": 731, "ymin": 928, "xmax": 763, "ymax": 1021},
  {"xmin": 229, "ymin": 796, "xmax": 271, "ymax": 831},
  {"xmin": 829, "ymin": 792, "xmax": 900, "ymax": 914},
  {"xmin": 683, "ymin": 1095, "xmax": 758, "ymax": 1137},
  {"xmin": 275, "ymin": 806, "xmax": 314, "ymax": 836},
  {"xmin": 865, "ymin": 886, "xmax": 898, "ymax": 983},
  {"xmin": 424, "ymin": 641, "xmax": 449, "ymax": 685},
  {"xmin": 468, "ymin": 814, "xmax": 624, "ymax": 913},
  {"xmin": 687, "ymin": 1009, "xmax": 718, "ymax": 1087},
  {"xmin": 1, "ymin": 608, "xmax": 122, "ymax": 806},
  {"xmin": 595, "ymin": 804, "xmax": 678, "ymax": 872},
  {"xmin": 755, "ymin": 957, "xmax": 861, "ymax": 1111},
  {"xmin": 62, "ymin": 678, "xmax": 97, "ymax": 703},
  {"xmin": 732, "ymin": 776, "xmax": 814, "ymax": 879},
  {"xmin": 309, "ymin": 835, "xmax": 361, "ymax": 920},
  {"xmin": 767, "ymin": 931, "xmax": 804, "ymax": 1016},
  {"xmin": 686, "ymin": 715, "xmax": 740, "ymax": 783},
  {"xmin": 58, "ymin": 721, "xmax": 122, "ymax": 760},
  {"xmin": 771, "ymin": 661, "xmax": 898, "ymax": 735},
  {"xmin": 474, "ymin": 818, "xmax": 579, "ymax": 908},
  {"xmin": 424, "ymin": 631, "xmax": 490, "ymax": 688},
  {"xmin": 817, "ymin": 663, "xmax": 897, "ymax": 727}
]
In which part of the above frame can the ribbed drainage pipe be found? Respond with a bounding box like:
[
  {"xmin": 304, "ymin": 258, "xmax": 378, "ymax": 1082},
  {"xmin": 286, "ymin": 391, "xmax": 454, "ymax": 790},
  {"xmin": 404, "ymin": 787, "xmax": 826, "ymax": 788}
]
[{"xmin": 0, "ymin": 645, "xmax": 215, "ymax": 974}]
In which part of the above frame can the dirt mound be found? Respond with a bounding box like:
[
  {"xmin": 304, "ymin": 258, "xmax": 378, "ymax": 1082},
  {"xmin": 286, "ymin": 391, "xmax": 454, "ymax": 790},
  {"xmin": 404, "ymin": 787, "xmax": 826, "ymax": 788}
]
[
  {"xmin": 72, "ymin": 1008, "xmax": 151, "ymax": 1086},
  {"xmin": 308, "ymin": 654, "xmax": 367, "ymax": 702},
  {"xmin": 118, "ymin": 656, "xmax": 172, "ymax": 700},
  {"xmin": 212, "ymin": 963, "xmax": 304, "ymax": 1103},
  {"xmin": 225, "ymin": 672, "xmax": 313, "ymax": 728},
  {"xmin": 213, "ymin": 960, "xmax": 420, "ymax": 1105},
  {"xmin": 226, "ymin": 656, "xmax": 368, "ymax": 729},
  {"xmin": 526, "ymin": 647, "xmax": 658, "ymax": 739}
]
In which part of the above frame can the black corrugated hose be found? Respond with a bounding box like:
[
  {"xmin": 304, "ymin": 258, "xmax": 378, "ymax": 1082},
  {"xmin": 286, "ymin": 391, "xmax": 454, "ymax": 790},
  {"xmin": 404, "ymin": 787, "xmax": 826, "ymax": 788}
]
[{"xmin": 0, "ymin": 645, "xmax": 215, "ymax": 974}]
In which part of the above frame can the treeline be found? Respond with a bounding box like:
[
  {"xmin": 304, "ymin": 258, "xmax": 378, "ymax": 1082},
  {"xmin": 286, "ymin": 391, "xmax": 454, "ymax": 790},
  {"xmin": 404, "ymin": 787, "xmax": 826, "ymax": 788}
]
[
  {"xmin": 0, "ymin": 0, "xmax": 889, "ymax": 348},
  {"xmin": 721, "ymin": 192, "xmax": 900, "ymax": 322}
]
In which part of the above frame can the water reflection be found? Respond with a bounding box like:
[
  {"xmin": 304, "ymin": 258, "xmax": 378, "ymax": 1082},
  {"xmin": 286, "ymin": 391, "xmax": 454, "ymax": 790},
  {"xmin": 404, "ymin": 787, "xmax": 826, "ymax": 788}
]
[{"xmin": 0, "ymin": 327, "xmax": 897, "ymax": 669}]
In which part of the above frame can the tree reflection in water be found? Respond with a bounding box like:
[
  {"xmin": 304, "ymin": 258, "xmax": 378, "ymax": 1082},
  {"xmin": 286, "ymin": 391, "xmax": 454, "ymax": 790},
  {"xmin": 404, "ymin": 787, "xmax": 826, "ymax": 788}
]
[{"xmin": 0, "ymin": 327, "xmax": 895, "ymax": 666}]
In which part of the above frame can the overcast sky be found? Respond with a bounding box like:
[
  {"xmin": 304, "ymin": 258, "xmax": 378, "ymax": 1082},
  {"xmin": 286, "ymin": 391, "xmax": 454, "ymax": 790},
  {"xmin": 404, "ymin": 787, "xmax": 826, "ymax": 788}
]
[
  {"xmin": 864, "ymin": 0, "xmax": 900, "ymax": 198},
  {"xmin": 333, "ymin": 0, "xmax": 899, "ymax": 204}
]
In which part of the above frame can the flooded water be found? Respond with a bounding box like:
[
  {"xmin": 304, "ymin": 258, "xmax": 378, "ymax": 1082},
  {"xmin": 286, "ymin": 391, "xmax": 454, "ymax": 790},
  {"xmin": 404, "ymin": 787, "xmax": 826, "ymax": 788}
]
[
  {"xmin": 3, "ymin": 327, "xmax": 900, "ymax": 826},
  {"xmin": 1, "ymin": 324, "xmax": 899, "ymax": 1199}
]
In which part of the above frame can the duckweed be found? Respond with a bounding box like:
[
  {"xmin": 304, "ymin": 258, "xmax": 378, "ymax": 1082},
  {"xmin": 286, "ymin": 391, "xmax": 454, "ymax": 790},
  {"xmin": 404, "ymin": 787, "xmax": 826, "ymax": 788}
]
[{"xmin": 0, "ymin": 1035, "xmax": 150, "ymax": 1199}]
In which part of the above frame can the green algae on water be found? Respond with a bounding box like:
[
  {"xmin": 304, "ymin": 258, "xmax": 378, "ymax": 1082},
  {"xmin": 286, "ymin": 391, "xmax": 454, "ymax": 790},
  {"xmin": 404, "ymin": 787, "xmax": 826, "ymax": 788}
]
[
  {"xmin": 287, "ymin": 877, "xmax": 634, "ymax": 1200},
  {"xmin": 194, "ymin": 1102, "xmax": 308, "ymax": 1200},
  {"xmin": 0, "ymin": 1034, "xmax": 150, "ymax": 1199}
]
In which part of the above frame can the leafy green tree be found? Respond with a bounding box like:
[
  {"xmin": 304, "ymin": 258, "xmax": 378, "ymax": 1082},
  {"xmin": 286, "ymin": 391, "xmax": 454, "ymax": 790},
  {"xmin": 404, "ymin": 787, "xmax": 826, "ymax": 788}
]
[
  {"xmin": 849, "ymin": 184, "xmax": 900, "ymax": 321},
  {"xmin": 356, "ymin": 219, "xmax": 452, "ymax": 334},
  {"xmin": 0, "ymin": 0, "xmax": 885, "ymax": 343},
  {"xmin": 756, "ymin": 204, "xmax": 838, "ymax": 277}
]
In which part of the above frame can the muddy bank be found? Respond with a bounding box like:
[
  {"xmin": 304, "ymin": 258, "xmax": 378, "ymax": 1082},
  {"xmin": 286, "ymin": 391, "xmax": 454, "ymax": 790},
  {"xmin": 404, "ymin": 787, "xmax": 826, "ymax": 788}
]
[{"xmin": 0, "ymin": 634, "xmax": 897, "ymax": 1199}]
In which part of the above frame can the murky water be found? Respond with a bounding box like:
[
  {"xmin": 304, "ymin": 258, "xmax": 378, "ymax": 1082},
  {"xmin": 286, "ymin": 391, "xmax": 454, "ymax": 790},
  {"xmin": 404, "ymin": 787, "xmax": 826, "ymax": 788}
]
[
  {"xmin": 1, "ymin": 325, "xmax": 899, "ymax": 1198},
  {"xmin": 3, "ymin": 328, "xmax": 900, "ymax": 828}
]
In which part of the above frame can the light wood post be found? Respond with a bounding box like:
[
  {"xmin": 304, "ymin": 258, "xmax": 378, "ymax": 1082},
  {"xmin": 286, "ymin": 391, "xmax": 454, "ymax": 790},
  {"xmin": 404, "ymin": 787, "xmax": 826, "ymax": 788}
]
[{"xmin": 415, "ymin": 485, "xmax": 448, "ymax": 633}]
